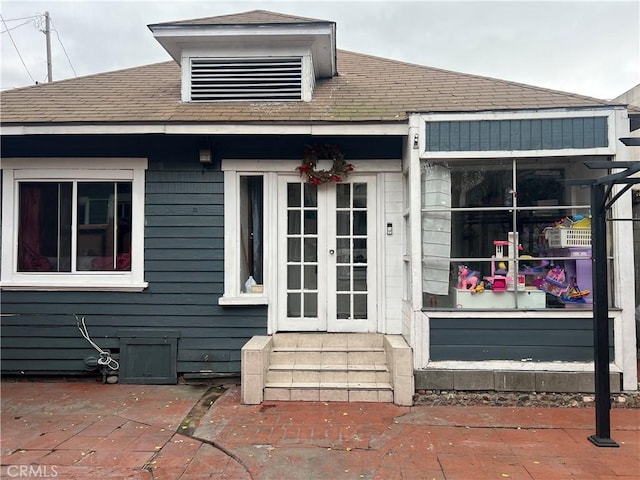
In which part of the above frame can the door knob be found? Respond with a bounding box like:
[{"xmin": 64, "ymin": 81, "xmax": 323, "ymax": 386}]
[{"xmin": 329, "ymin": 249, "xmax": 335, "ymax": 255}]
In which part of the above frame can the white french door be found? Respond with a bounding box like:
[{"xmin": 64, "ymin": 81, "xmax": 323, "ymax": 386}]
[{"xmin": 277, "ymin": 175, "xmax": 377, "ymax": 332}]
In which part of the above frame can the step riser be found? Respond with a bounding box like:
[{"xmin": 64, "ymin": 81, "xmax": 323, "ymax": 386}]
[
  {"xmin": 264, "ymin": 388, "xmax": 394, "ymax": 403},
  {"xmin": 266, "ymin": 370, "xmax": 391, "ymax": 385},
  {"xmin": 272, "ymin": 333, "xmax": 384, "ymax": 349},
  {"xmin": 270, "ymin": 351, "xmax": 387, "ymax": 366}
]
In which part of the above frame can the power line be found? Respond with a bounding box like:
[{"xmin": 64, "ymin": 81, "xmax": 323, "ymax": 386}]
[
  {"xmin": 0, "ymin": 13, "xmax": 36, "ymax": 84},
  {"xmin": 1, "ymin": 15, "xmax": 37, "ymax": 22},
  {"xmin": 1, "ymin": 11, "xmax": 78, "ymax": 85},
  {"xmin": 51, "ymin": 22, "xmax": 77, "ymax": 77},
  {"xmin": 1, "ymin": 19, "xmax": 33, "ymax": 34}
]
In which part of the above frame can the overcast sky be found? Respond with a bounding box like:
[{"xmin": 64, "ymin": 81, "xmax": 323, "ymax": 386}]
[{"xmin": 1, "ymin": 0, "xmax": 638, "ymax": 100}]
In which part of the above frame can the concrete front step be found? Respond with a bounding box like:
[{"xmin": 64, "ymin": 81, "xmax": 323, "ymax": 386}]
[
  {"xmin": 266, "ymin": 333, "xmax": 394, "ymax": 403},
  {"xmin": 241, "ymin": 333, "xmax": 414, "ymax": 406}
]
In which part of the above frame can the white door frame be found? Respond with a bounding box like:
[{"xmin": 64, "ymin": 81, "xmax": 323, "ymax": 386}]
[{"xmin": 275, "ymin": 174, "xmax": 378, "ymax": 332}]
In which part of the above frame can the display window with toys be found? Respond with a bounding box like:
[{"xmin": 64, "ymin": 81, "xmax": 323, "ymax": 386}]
[{"xmin": 421, "ymin": 158, "xmax": 601, "ymax": 310}]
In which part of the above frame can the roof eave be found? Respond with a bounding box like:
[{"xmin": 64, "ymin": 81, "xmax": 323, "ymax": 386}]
[
  {"xmin": 0, "ymin": 121, "xmax": 408, "ymax": 136},
  {"xmin": 149, "ymin": 23, "xmax": 337, "ymax": 79}
]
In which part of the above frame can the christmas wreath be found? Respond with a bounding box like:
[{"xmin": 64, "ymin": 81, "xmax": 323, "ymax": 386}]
[{"xmin": 296, "ymin": 144, "xmax": 354, "ymax": 184}]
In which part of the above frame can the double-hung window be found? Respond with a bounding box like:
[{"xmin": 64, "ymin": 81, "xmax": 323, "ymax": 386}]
[{"xmin": 1, "ymin": 158, "xmax": 148, "ymax": 291}]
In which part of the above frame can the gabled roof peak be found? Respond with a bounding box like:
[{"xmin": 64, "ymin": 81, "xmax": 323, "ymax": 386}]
[
  {"xmin": 148, "ymin": 9, "xmax": 338, "ymax": 101},
  {"xmin": 148, "ymin": 10, "xmax": 332, "ymax": 28}
]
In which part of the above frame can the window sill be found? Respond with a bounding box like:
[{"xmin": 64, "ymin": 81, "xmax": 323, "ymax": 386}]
[
  {"xmin": 0, "ymin": 282, "xmax": 149, "ymax": 292},
  {"xmin": 218, "ymin": 295, "xmax": 268, "ymax": 306}
]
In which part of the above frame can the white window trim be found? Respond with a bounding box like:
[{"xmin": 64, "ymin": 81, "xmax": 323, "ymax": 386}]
[
  {"xmin": 219, "ymin": 162, "xmax": 275, "ymax": 306},
  {"xmin": 218, "ymin": 159, "xmax": 401, "ymax": 307},
  {"xmin": 1, "ymin": 158, "xmax": 148, "ymax": 291}
]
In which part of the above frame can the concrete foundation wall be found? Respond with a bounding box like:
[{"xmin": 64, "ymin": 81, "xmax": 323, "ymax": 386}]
[{"xmin": 415, "ymin": 369, "xmax": 621, "ymax": 393}]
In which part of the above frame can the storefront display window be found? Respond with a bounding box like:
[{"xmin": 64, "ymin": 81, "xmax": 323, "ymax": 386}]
[{"xmin": 421, "ymin": 157, "xmax": 606, "ymax": 309}]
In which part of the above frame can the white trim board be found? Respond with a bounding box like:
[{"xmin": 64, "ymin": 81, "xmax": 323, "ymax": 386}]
[
  {"xmin": 221, "ymin": 159, "xmax": 401, "ymax": 173},
  {"xmin": 0, "ymin": 123, "xmax": 409, "ymax": 136}
]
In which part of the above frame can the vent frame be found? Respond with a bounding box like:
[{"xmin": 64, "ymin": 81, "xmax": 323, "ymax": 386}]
[{"xmin": 189, "ymin": 56, "xmax": 304, "ymax": 102}]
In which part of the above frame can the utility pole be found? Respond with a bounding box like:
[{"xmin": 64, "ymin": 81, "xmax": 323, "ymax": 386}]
[{"xmin": 45, "ymin": 11, "xmax": 52, "ymax": 82}]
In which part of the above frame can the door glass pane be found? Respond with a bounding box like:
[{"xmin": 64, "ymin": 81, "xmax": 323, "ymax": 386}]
[
  {"xmin": 354, "ymin": 294, "xmax": 367, "ymax": 319},
  {"xmin": 288, "ymin": 210, "xmax": 301, "ymax": 234},
  {"xmin": 304, "ymin": 265, "xmax": 317, "ymax": 289},
  {"xmin": 337, "ymin": 294, "xmax": 350, "ymax": 319},
  {"xmin": 288, "ymin": 265, "xmax": 301, "ymax": 289},
  {"xmin": 304, "ymin": 211, "xmax": 317, "ymax": 234},
  {"xmin": 288, "ymin": 293, "xmax": 301, "ymax": 317},
  {"xmin": 288, "ymin": 238, "xmax": 301, "ymax": 262},
  {"xmin": 337, "ymin": 266, "xmax": 350, "ymax": 291},
  {"xmin": 304, "ymin": 183, "xmax": 317, "ymax": 207},
  {"xmin": 353, "ymin": 183, "xmax": 367, "ymax": 208},
  {"xmin": 288, "ymin": 183, "xmax": 301, "ymax": 207},
  {"xmin": 353, "ymin": 239, "xmax": 367, "ymax": 263},
  {"xmin": 337, "ymin": 212, "xmax": 350, "ymax": 235},
  {"xmin": 337, "ymin": 183, "xmax": 350, "ymax": 208},
  {"xmin": 304, "ymin": 293, "xmax": 318, "ymax": 317},
  {"xmin": 353, "ymin": 266, "xmax": 367, "ymax": 291},
  {"xmin": 353, "ymin": 211, "xmax": 367, "ymax": 235},
  {"xmin": 304, "ymin": 238, "xmax": 317, "ymax": 262},
  {"xmin": 336, "ymin": 238, "xmax": 351, "ymax": 263}
]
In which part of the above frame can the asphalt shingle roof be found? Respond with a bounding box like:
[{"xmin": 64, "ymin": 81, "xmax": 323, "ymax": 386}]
[{"xmin": 0, "ymin": 46, "xmax": 619, "ymax": 126}]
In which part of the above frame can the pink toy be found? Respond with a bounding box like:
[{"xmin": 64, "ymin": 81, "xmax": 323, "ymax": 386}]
[
  {"xmin": 546, "ymin": 266, "xmax": 566, "ymax": 283},
  {"xmin": 458, "ymin": 265, "xmax": 480, "ymax": 290}
]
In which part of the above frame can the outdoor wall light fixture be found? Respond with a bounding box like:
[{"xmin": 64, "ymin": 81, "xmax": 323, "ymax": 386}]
[{"xmin": 199, "ymin": 147, "xmax": 213, "ymax": 164}]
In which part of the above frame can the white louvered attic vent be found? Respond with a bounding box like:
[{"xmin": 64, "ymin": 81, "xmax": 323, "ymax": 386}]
[{"xmin": 190, "ymin": 57, "xmax": 303, "ymax": 102}]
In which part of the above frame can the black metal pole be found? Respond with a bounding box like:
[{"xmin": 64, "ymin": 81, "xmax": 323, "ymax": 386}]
[{"xmin": 588, "ymin": 184, "xmax": 618, "ymax": 447}]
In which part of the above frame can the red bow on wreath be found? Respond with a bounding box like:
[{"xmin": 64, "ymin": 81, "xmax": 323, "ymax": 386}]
[{"xmin": 296, "ymin": 144, "xmax": 354, "ymax": 184}]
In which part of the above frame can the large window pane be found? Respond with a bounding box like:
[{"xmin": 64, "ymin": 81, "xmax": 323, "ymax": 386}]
[
  {"xmin": 18, "ymin": 182, "xmax": 72, "ymax": 272},
  {"xmin": 77, "ymin": 182, "xmax": 132, "ymax": 271},
  {"xmin": 449, "ymin": 160, "xmax": 513, "ymax": 208},
  {"xmin": 422, "ymin": 157, "xmax": 602, "ymax": 310},
  {"xmin": 19, "ymin": 181, "xmax": 133, "ymax": 273}
]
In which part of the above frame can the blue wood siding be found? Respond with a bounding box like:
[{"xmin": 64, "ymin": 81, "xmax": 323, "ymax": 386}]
[
  {"xmin": 0, "ymin": 136, "xmax": 268, "ymax": 376},
  {"xmin": 0, "ymin": 134, "xmax": 402, "ymax": 377},
  {"xmin": 426, "ymin": 116, "xmax": 609, "ymax": 152},
  {"xmin": 429, "ymin": 317, "xmax": 613, "ymax": 362}
]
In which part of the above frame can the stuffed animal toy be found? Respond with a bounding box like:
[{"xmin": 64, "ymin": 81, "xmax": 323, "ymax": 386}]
[{"xmin": 458, "ymin": 265, "xmax": 481, "ymax": 290}]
